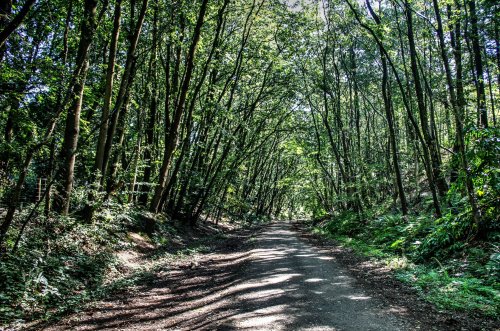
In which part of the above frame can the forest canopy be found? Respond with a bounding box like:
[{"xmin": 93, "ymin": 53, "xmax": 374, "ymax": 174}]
[{"xmin": 0, "ymin": 0, "xmax": 498, "ymax": 324}]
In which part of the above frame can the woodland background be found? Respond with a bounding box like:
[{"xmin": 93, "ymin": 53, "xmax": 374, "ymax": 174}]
[{"xmin": 0, "ymin": 0, "xmax": 498, "ymax": 325}]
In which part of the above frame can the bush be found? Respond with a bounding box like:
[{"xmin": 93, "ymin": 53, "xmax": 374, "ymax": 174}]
[
  {"xmin": 316, "ymin": 200, "xmax": 500, "ymax": 317},
  {"xmin": 0, "ymin": 201, "xmax": 141, "ymax": 324}
]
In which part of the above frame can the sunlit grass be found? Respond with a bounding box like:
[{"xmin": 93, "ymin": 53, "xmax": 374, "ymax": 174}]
[{"xmin": 313, "ymin": 209, "xmax": 500, "ymax": 318}]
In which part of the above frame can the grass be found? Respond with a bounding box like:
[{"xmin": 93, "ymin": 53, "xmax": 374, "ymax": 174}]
[
  {"xmin": 312, "ymin": 209, "xmax": 500, "ymax": 318},
  {"xmin": 397, "ymin": 267, "xmax": 499, "ymax": 316},
  {"xmin": 0, "ymin": 234, "xmax": 203, "ymax": 328},
  {"xmin": 0, "ymin": 204, "xmax": 249, "ymax": 328}
]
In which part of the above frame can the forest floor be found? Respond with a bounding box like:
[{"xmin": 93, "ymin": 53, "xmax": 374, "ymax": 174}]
[{"xmin": 28, "ymin": 222, "xmax": 496, "ymax": 331}]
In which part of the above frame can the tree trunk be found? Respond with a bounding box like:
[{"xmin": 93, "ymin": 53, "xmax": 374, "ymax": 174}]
[
  {"xmin": 138, "ymin": 2, "xmax": 158, "ymax": 205},
  {"xmin": 405, "ymin": 0, "xmax": 448, "ymax": 201},
  {"xmin": 150, "ymin": 0, "xmax": 209, "ymax": 213},
  {"xmin": 366, "ymin": 0, "xmax": 408, "ymax": 215},
  {"xmin": 467, "ymin": 0, "xmax": 488, "ymax": 128},
  {"xmin": 55, "ymin": 0, "xmax": 99, "ymax": 215},
  {"xmin": 101, "ymin": 0, "xmax": 148, "ymax": 181},
  {"xmin": 432, "ymin": 0, "xmax": 482, "ymax": 225},
  {"xmin": 0, "ymin": 0, "xmax": 36, "ymax": 58},
  {"xmin": 95, "ymin": 0, "xmax": 121, "ymax": 176},
  {"xmin": 344, "ymin": 0, "xmax": 442, "ymax": 216}
]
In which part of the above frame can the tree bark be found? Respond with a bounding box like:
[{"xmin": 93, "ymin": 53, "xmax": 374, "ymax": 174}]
[
  {"xmin": 0, "ymin": 0, "xmax": 36, "ymax": 58},
  {"xmin": 467, "ymin": 0, "xmax": 488, "ymax": 128},
  {"xmin": 95, "ymin": 0, "xmax": 122, "ymax": 176},
  {"xmin": 101, "ymin": 0, "xmax": 148, "ymax": 181},
  {"xmin": 344, "ymin": 0, "xmax": 442, "ymax": 216},
  {"xmin": 405, "ymin": 0, "xmax": 448, "ymax": 199},
  {"xmin": 138, "ymin": 1, "xmax": 158, "ymax": 206},
  {"xmin": 366, "ymin": 0, "xmax": 408, "ymax": 215},
  {"xmin": 432, "ymin": 0, "xmax": 482, "ymax": 225},
  {"xmin": 55, "ymin": 0, "xmax": 99, "ymax": 215},
  {"xmin": 150, "ymin": 0, "xmax": 209, "ymax": 213}
]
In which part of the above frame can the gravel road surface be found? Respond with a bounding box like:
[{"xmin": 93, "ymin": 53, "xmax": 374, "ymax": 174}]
[{"xmin": 41, "ymin": 222, "xmax": 488, "ymax": 330}]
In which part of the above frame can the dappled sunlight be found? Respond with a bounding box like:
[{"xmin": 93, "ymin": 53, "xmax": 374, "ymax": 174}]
[
  {"xmin": 240, "ymin": 288, "xmax": 287, "ymax": 300},
  {"xmin": 263, "ymin": 272, "xmax": 303, "ymax": 284},
  {"xmin": 316, "ymin": 256, "xmax": 334, "ymax": 261},
  {"xmin": 234, "ymin": 304, "xmax": 291, "ymax": 328},
  {"xmin": 220, "ymin": 223, "xmax": 411, "ymax": 330},
  {"xmin": 3, "ymin": 0, "xmax": 495, "ymax": 325},
  {"xmin": 344, "ymin": 295, "xmax": 372, "ymax": 301},
  {"xmin": 44, "ymin": 223, "xmax": 413, "ymax": 330},
  {"xmin": 304, "ymin": 278, "xmax": 325, "ymax": 283},
  {"xmin": 381, "ymin": 306, "xmax": 410, "ymax": 315},
  {"xmin": 311, "ymin": 290, "xmax": 325, "ymax": 295},
  {"xmin": 333, "ymin": 275, "xmax": 349, "ymax": 279}
]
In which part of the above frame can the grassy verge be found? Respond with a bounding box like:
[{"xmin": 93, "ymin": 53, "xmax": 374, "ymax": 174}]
[
  {"xmin": 0, "ymin": 203, "xmax": 252, "ymax": 328},
  {"xmin": 311, "ymin": 210, "xmax": 499, "ymax": 318}
]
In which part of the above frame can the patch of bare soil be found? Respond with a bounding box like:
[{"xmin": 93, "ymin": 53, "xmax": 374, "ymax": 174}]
[{"xmin": 292, "ymin": 222, "xmax": 498, "ymax": 331}]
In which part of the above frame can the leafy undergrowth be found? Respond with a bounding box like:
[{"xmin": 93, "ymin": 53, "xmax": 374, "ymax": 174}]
[
  {"xmin": 312, "ymin": 208, "xmax": 499, "ymax": 318},
  {"xmin": 0, "ymin": 203, "xmax": 257, "ymax": 329}
]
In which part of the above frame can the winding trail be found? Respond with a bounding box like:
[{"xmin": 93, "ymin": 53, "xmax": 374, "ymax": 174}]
[{"xmin": 45, "ymin": 222, "xmax": 442, "ymax": 330}]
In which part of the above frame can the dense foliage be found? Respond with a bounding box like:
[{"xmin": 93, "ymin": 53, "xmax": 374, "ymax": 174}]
[{"xmin": 0, "ymin": 0, "xmax": 498, "ymax": 324}]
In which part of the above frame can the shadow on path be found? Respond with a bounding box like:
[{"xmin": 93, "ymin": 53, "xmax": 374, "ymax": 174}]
[{"xmin": 41, "ymin": 222, "xmax": 423, "ymax": 330}]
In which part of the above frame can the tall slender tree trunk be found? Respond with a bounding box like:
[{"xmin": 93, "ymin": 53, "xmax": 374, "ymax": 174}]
[
  {"xmin": 101, "ymin": 0, "xmax": 148, "ymax": 181},
  {"xmin": 405, "ymin": 0, "xmax": 448, "ymax": 201},
  {"xmin": 55, "ymin": 0, "xmax": 99, "ymax": 215},
  {"xmin": 432, "ymin": 0, "xmax": 482, "ymax": 225},
  {"xmin": 366, "ymin": 0, "xmax": 408, "ymax": 215},
  {"xmin": 150, "ymin": 0, "xmax": 209, "ymax": 213},
  {"xmin": 139, "ymin": 1, "xmax": 158, "ymax": 206},
  {"xmin": 448, "ymin": 1, "xmax": 465, "ymax": 184},
  {"xmin": 105, "ymin": 57, "xmax": 137, "ymax": 194},
  {"xmin": 467, "ymin": 0, "xmax": 488, "ymax": 128},
  {"xmin": 345, "ymin": 0, "xmax": 442, "ymax": 216},
  {"xmin": 95, "ymin": 0, "xmax": 122, "ymax": 176}
]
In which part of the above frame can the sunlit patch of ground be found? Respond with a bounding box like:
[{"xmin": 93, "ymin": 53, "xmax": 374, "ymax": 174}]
[{"xmin": 37, "ymin": 222, "xmax": 491, "ymax": 331}]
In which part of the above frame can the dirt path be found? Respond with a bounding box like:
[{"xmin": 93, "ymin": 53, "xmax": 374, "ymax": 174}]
[
  {"xmin": 40, "ymin": 222, "xmax": 492, "ymax": 330},
  {"xmin": 214, "ymin": 222, "xmax": 411, "ymax": 330}
]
